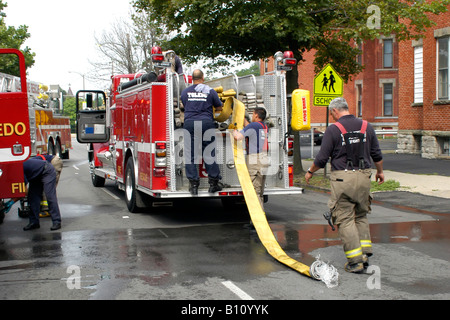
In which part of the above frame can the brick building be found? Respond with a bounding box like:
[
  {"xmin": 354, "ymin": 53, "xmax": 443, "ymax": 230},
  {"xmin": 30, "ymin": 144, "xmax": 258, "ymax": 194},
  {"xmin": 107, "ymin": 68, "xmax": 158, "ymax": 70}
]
[
  {"xmin": 397, "ymin": 10, "xmax": 450, "ymax": 158},
  {"xmin": 262, "ymin": 37, "xmax": 400, "ymax": 132},
  {"xmin": 261, "ymin": 7, "xmax": 450, "ymax": 159}
]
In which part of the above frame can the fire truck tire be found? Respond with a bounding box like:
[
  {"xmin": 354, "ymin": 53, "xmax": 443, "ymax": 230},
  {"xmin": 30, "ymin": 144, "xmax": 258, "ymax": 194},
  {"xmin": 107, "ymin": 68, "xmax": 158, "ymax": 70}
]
[
  {"xmin": 62, "ymin": 149, "xmax": 70, "ymax": 160},
  {"xmin": 55, "ymin": 140, "xmax": 63, "ymax": 158},
  {"xmin": 125, "ymin": 159, "xmax": 145, "ymax": 213},
  {"xmin": 47, "ymin": 140, "xmax": 55, "ymax": 155},
  {"xmin": 91, "ymin": 173, "xmax": 105, "ymax": 187}
]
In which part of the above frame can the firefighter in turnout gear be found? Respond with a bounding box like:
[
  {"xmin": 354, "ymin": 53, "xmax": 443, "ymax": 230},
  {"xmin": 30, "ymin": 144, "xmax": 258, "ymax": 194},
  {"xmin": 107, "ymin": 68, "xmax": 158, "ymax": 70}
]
[{"xmin": 305, "ymin": 97, "xmax": 384, "ymax": 273}]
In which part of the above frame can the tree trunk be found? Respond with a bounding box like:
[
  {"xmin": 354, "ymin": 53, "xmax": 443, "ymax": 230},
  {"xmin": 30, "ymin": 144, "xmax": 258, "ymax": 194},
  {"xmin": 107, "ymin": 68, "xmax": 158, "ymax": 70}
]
[{"xmin": 285, "ymin": 63, "xmax": 305, "ymax": 174}]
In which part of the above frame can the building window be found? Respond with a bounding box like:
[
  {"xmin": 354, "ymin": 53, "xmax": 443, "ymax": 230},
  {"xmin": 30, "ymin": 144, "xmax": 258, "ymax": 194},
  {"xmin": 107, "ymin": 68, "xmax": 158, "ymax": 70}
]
[
  {"xmin": 438, "ymin": 36, "xmax": 449, "ymax": 100},
  {"xmin": 383, "ymin": 39, "xmax": 393, "ymax": 68},
  {"xmin": 383, "ymin": 83, "xmax": 393, "ymax": 116},
  {"xmin": 414, "ymin": 46, "xmax": 423, "ymax": 104},
  {"xmin": 357, "ymin": 42, "xmax": 363, "ymax": 66},
  {"xmin": 356, "ymin": 83, "xmax": 363, "ymax": 117}
]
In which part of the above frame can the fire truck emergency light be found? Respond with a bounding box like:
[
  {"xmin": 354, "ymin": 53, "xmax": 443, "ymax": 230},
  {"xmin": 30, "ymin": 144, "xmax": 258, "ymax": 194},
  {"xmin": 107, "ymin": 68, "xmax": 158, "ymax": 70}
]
[
  {"xmin": 151, "ymin": 46, "xmax": 164, "ymax": 63},
  {"xmin": 283, "ymin": 51, "xmax": 296, "ymax": 66}
]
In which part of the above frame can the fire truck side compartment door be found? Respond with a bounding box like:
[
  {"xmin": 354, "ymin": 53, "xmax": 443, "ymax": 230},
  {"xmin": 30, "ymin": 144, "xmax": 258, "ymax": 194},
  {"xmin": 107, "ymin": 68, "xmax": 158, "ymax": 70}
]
[{"xmin": 76, "ymin": 90, "xmax": 109, "ymax": 143}]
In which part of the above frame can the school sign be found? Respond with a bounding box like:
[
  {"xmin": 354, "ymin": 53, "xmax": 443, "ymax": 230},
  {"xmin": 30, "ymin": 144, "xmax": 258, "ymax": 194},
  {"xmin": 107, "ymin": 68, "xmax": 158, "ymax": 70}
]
[{"xmin": 313, "ymin": 64, "xmax": 343, "ymax": 106}]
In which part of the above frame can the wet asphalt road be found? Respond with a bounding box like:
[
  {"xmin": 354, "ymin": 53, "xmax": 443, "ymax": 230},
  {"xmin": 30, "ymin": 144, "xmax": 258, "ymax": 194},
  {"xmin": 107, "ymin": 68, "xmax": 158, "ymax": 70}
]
[{"xmin": 0, "ymin": 139, "xmax": 449, "ymax": 304}]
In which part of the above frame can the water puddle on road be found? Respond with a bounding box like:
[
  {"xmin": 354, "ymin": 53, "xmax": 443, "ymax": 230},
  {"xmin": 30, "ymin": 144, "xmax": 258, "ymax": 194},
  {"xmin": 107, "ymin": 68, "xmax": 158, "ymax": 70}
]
[{"xmin": 270, "ymin": 218, "xmax": 450, "ymax": 258}]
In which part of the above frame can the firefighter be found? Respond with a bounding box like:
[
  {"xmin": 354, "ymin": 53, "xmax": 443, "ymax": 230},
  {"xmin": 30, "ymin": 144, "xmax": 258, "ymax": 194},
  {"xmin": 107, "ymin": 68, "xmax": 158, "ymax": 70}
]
[
  {"xmin": 181, "ymin": 69, "xmax": 223, "ymax": 195},
  {"xmin": 233, "ymin": 107, "xmax": 269, "ymax": 210},
  {"xmin": 305, "ymin": 97, "xmax": 384, "ymax": 273},
  {"xmin": 38, "ymin": 154, "xmax": 63, "ymax": 217},
  {"xmin": 22, "ymin": 156, "xmax": 62, "ymax": 231}
]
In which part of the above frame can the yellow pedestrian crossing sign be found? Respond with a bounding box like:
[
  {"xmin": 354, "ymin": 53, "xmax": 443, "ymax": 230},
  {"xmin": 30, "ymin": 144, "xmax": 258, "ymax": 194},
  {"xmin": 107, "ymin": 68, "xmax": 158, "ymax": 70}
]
[{"xmin": 313, "ymin": 64, "xmax": 343, "ymax": 106}]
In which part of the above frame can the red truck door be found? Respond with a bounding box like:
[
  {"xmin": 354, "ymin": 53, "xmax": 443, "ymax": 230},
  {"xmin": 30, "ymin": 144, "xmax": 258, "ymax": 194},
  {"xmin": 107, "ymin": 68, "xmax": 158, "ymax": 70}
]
[{"xmin": 0, "ymin": 49, "xmax": 31, "ymax": 199}]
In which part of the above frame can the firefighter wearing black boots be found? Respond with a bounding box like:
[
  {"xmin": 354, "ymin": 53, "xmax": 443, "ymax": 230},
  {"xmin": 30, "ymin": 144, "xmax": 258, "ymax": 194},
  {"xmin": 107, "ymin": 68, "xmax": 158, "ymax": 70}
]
[
  {"xmin": 181, "ymin": 69, "xmax": 223, "ymax": 195},
  {"xmin": 22, "ymin": 156, "xmax": 62, "ymax": 231},
  {"xmin": 305, "ymin": 97, "xmax": 384, "ymax": 273}
]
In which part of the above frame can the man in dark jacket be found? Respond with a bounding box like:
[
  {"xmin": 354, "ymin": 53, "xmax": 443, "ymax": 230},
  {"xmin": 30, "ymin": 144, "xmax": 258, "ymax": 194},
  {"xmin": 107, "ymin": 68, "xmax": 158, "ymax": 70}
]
[
  {"xmin": 181, "ymin": 69, "xmax": 223, "ymax": 195},
  {"xmin": 305, "ymin": 97, "xmax": 384, "ymax": 273},
  {"xmin": 23, "ymin": 155, "xmax": 62, "ymax": 231}
]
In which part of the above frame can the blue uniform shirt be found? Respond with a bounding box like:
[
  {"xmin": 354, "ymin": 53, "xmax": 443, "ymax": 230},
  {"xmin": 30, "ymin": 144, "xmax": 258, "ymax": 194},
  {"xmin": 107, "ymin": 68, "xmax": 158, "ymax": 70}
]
[
  {"xmin": 181, "ymin": 84, "xmax": 223, "ymax": 121},
  {"xmin": 23, "ymin": 158, "xmax": 46, "ymax": 184},
  {"xmin": 241, "ymin": 121, "xmax": 268, "ymax": 154},
  {"xmin": 23, "ymin": 155, "xmax": 54, "ymax": 184}
]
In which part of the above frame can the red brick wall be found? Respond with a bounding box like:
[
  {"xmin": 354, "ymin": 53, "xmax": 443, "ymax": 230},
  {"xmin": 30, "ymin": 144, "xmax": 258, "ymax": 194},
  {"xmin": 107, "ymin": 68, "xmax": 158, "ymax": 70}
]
[
  {"xmin": 399, "ymin": 9, "xmax": 450, "ymax": 131},
  {"xmin": 262, "ymin": 39, "xmax": 400, "ymax": 129}
]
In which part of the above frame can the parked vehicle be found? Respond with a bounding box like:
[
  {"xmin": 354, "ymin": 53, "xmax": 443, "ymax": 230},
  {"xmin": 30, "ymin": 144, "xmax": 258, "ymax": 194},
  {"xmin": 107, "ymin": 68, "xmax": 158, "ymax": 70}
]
[{"xmin": 300, "ymin": 128, "xmax": 323, "ymax": 145}]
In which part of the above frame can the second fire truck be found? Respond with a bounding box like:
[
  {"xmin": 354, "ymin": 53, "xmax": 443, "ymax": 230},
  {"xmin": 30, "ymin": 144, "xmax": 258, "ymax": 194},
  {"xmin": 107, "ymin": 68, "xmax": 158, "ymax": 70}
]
[{"xmin": 76, "ymin": 49, "xmax": 305, "ymax": 212}]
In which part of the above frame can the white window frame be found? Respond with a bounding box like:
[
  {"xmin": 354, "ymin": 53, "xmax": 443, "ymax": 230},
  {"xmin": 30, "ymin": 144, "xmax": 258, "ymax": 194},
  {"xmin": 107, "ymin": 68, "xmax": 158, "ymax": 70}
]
[
  {"xmin": 414, "ymin": 45, "xmax": 423, "ymax": 104},
  {"xmin": 382, "ymin": 82, "xmax": 394, "ymax": 116},
  {"xmin": 383, "ymin": 38, "xmax": 394, "ymax": 68},
  {"xmin": 437, "ymin": 36, "xmax": 449, "ymax": 100}
]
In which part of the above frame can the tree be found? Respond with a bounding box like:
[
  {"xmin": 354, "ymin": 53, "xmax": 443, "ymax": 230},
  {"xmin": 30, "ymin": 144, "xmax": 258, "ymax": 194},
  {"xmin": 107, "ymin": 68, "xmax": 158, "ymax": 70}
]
[
  {"xmin": 0, "ymin": 0, "xmax": 35, "ymax": 75},
  {"xmin": 62, "ymin": 95, "xmax": 76, "ymax": 133},
  {"xmin": 132, "ymin": 0, "xmax": 449, "ymax": 93},
  {"xmin": 89, "ymin": 9, "xmax": 168, "ymax": 85},
  {"xmin": 133, "ymin": 0, "xmax": 449, "ymax": 174}
]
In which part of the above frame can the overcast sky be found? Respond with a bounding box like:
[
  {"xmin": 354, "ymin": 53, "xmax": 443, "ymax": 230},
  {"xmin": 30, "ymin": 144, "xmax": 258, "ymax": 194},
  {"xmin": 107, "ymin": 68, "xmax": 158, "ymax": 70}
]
[{"xmin": 5, "ymin": 0, "xmax": 132, "ymax": 93}]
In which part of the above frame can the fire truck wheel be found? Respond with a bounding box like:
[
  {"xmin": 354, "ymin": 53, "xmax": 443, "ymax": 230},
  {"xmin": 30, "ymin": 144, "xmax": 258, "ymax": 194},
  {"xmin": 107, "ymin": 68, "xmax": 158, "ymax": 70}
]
[
  {"xmin": 55, "ymin": 140, "xmax": 63, "ymax": 158},
  {"xmin": 90, "ymin": 163, "xmax": 105, "ymax": 187},
  {"xmin": 125, "ymin": 159, "xmax": 145, "ymax": 213},
  {"xmin": 91, "ymin": 173, "xmax": 105, "ymax": 188},
  {"xmin": 48, "ymin": 140, "xmax": 55, "ymax": 155}
]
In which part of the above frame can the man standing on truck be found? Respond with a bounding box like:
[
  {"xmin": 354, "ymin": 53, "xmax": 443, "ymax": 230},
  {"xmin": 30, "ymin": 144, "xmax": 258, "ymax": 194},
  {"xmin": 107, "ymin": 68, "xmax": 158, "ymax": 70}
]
[{"xmin": 181, "ymin": 69, "xmax": 223, "ymax": 195}]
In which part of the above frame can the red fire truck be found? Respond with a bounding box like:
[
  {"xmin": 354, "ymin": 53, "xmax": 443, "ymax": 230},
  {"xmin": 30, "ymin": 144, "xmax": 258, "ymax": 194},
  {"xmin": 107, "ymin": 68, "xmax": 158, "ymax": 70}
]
[
  {"xmin": 0, "ymin": 49, "xmax": 31, "ymax": 219},
  {"xmin": 76, "ymin": 49, "xmax": 303, "ymax": 213},
  {"xmin": 0, "ymin": 73, "xmax": 72, "ymax": 160},
  {"xmin": 0, "ymin": 48, "xmax": 72, "ymax": 221}
]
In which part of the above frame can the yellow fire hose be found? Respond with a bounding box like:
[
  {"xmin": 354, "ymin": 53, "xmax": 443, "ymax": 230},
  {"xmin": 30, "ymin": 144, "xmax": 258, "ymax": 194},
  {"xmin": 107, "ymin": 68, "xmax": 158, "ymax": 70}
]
[{"xmin": 229, "ymin": 97, "xmax": 313, "ymax": 278}]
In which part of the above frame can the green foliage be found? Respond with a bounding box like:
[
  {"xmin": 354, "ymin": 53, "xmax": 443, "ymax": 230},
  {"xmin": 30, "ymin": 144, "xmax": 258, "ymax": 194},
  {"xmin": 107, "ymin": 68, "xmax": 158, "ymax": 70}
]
[
  {"xmin": 235, "ymin": 62, "xmax": 260, "ymax": 77},
  {"xmin": 62, "ymin": 96, "xmax": 77, "ymax": 133},
  {"xmin": 0, "ymin": 0, "xmax": 35, "ymax": 74},
  {"xmin": 132, "ymin": 0, "xmax": 449, "ymax": 85},
  {"xmin": 370, "ymin": 179, "xmax": 400, "ymax": 192},
  {"xmin": 296, "ymin": 175, "xmax": 401, "ymax": 192}
]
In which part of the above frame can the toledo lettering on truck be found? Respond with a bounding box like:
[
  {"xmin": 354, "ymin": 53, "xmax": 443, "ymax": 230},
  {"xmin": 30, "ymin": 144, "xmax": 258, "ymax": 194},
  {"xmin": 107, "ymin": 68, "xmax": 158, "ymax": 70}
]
[{"xmin": 0, "ymin": 122, "xmax": 27, "ymax": 137}]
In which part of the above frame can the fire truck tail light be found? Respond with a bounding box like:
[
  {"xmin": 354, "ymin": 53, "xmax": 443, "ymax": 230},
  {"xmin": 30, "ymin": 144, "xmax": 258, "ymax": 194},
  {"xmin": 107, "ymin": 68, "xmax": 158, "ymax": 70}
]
[
  {"xmin": 155, "ymin": 142, "xmax": 167, "ymax": 158},
  {"xmin": 288, "ymin": 165, "xmax": 294, "ymax": 187},
  {"xmin": 287, "ymin": 137, "xmax": 294, "ymax": 157},
  {"xmin": 156, "ymin": 142, "xmax": 166, "ymax": 149},
  {"xmin": 154, "ymin": 141, "xmax": 167, "ymax": 168},
  {"xmin": 156, "ymin": 150, "xmax": 167, "ymax": 157},
  {"xmin": 153, "ymin": 168, "xmax": 166, "ymax": 177}
]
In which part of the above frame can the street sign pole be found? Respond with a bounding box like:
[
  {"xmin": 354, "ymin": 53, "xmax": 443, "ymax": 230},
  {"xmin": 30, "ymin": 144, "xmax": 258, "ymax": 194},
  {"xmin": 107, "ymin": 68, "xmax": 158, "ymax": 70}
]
[{"xmin": 313, "ymin": 64, "xmax": 344, "ymax": 177}]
